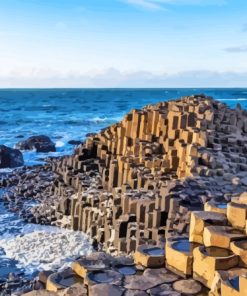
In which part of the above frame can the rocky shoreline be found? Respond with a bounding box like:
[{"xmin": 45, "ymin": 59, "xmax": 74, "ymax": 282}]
[{"xmin": 1, "ymin": 94, "xmax": 247, "ymax": 295}]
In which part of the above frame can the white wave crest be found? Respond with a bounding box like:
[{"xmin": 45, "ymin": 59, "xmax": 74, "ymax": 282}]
[
  {"xmin": 218, "ymin": 98, "xmax": 247, "ymax": 101},
  {"xmin": 0, "ymin": 225, "xmax": 92, "ymax": 274},
  {"xmin": 55, "ymin": 140, "xmax": 65, "ymax": 147},
  {"xmin": 0, "ymin": 168, "xmax": 14, "ymax": 173},
  {"xmin": 90, "ymin": 117, "xmax": 107, "ymax": 122},
  {"xmin": 89, "ymin": 116, "xmax": 122, "ymax": 123}
]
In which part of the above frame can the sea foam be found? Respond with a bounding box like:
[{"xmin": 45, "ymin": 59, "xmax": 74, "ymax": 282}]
[{"xmin": 0, "ymin": 225, "xmax": 92, "ymax": 274}]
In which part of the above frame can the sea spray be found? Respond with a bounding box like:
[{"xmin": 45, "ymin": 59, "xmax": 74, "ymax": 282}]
[{"xmin": 0, "ymin": 225, "xmax": 92, "ymax": 275}]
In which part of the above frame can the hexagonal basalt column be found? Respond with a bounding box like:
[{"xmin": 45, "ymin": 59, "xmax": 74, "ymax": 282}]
[
  {"xmin": 193, "ymin": 246, "xmax": 239, "ymax": 289},
  {"xmin": 72, "ymin": 253, "xmax": 111, "ymax": 280},
  {"xmin": 231, "ymin": 240, "xmax": 247, "ymax": 267},
  {"xmin": 210, "ymin": 268, "xmax": 247, "ymax": 296},
  {"xmin": 85, "ymin": 270, "xmax": 123, "ymax": 287},
  {"xmin": 189, "ymin": 211, "xmax": 227, "ymax": 244},
  {"xmin": 46, "ymin": 269, "xmax": 84, "ymax": 292},
  {"xmin": 193, "ymin": 246, "xmax": 239, "ymax": 288},
  {"xmin": 204, "ymin": 201, "xmax": 227, "ymax": 215},
  {"xmin": 203, "ymin": 226, "xmax": 246, "ymax": 249},
  {"xmin": 166, "ymin": 237, "xmax": 198, "ymax": 278},
  {"xmin": 239, "ymin": 275, "xmax": 247, "ymax": 295},
  {"xmin": 227, "ymin": 202, "xmax": 247, "ymax": 229},
  {"xmin": 134, "ymin": 245, "xmax": 165, "ymax": 268},
  {"xmin": 221, "ymin": 276, "xmax": 241, "ymax": 296},
  {"xmin": 222, "ymin": 274, "xmax": 247, "ymax": 296}
]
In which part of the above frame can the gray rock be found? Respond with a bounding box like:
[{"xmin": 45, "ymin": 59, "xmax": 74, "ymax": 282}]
[
  {"xmin": 0, "ymin": 145, "xmax": 24, "ymax": 168},
  {"xmin": 67, "ymin": 140, "xmax": 82, "ymax": 146},
  {"xmin": 124, "ymin": 271, "xmax": 170, "ymax": 291},
  {"xmin": 148, "ymin": 284, "xmax": 180, "ymax": 296},
  {"xmin": 241, "ymin": 177, "xmax": 247, "ymax": 186},
  {"xmin": 89, "ymin": 283, "xmax": 125, "ymax": 296},
  {"xmin": 124, "ymin": 290, "xmax": 149, "ymax": 296},
  {"xmin": 143, "ymin": 268, "xmax": 179, "ymax": 283},
  {"xmin": 172, "ymin": 279, "xmax": 202, "ymax": 295}
]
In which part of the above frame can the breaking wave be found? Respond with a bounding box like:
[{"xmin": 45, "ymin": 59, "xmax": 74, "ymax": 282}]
[
  {"xmin": 0, "ymin": 224, "xmax": 92, "ymax": 275},
  {"xmin": 218, "ymin": 98, "xmax": 247, "ymax": 101}
]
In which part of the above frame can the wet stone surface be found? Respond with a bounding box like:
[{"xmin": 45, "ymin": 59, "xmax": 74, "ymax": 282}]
[{"xmin": 172, "ymin": 239, "xmax": 191, "ymax": 253}]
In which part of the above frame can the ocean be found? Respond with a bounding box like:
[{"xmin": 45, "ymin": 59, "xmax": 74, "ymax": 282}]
[
  {"xmin": 1, "ymin": 88, "xmax": 247, "ymax": 166},
  {"xmin": 0, "ymin": 88, "xmax": 247, "ymax": 281}
]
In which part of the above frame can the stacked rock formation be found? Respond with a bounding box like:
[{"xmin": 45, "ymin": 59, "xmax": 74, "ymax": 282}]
[
  {"xmin": 24, "ymin": 250, "xmax": 208, "ymax": 296},
  {"xmin": 45, "ymin": 94, "xmax": 247, "ymax": 255},
  {"xmin": 5, "ymin": 94, "xmax": 247, "ymax": 296}
]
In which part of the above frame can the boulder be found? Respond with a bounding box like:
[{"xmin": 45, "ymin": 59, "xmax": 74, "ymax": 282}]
[
  {"xmin": 0, "ymin": 145, "xmax": 24, "ymax": 168},
  {"xmin": 15, "ymin": 135, "xmax": 56, "ymax": 153},
  {"xmin": 67, "ymin": 140, "xmax": 82, "ymax": 146}
]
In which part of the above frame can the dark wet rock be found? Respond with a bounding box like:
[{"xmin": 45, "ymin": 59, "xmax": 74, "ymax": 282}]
[
  {"xmin": 15, "ymin": 135, "xmax": 56, "ymax": 153},
  {"xmin": 15, "ymin": 135, "xmax": 25, "ymax": 139},
  {"xmin": 241, "ymin": 176, "xmax": 247, "ymax": 186},
  {"xmin": 85, "ymin": 133, "xmax": 96, "ymax": 138},
  {"xmin": 1, "ymin": 162, "xmax": 56, "ymax": 225},
  {"xmin": 67, "ymin": 140, "xmax": 82, "ymax": 146},
  {"xmin": 0, "ymin": 145, "xmax": 24, "ymax": 168}
]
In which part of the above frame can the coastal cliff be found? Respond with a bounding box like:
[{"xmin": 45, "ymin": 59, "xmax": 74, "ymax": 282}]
[
  {"xmin": 2, "ymin": 94, "xmax": 247, "ymax": 295},
  {"xmin": 35, "ymin": 94, "xmax": 247, "ymax": 253}
]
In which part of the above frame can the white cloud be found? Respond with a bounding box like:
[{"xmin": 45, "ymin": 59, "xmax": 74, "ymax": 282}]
[
  {"xmin": 124, "ymin": 0, "xmax": 162, "ymax": 10},
  {"xmin": 224, "ymin": 45, "xmax": 247, "ymax": 53},
  {"xmin": 0, "ymin": 68, "xmax": 246, "ymax": 88},
  {"xmin": 122, "ymin": 0, "xmax": 226, "ymax": 10}
]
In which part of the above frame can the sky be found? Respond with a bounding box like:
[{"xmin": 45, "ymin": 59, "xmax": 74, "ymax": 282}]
[{"xmin": 0, "ymin": 0, "xmax": 246, "ymax": 87}]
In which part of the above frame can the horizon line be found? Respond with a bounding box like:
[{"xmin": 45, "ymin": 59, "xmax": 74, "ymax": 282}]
[{"xmin": 0, "ymin": 87, "xmax": 247, "ymax": 90}]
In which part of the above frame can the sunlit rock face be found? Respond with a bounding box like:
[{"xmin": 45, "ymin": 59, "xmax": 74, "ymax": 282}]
[{"xmin": 7, "ymin": 95, "xmax": 247, "ymax": 255}]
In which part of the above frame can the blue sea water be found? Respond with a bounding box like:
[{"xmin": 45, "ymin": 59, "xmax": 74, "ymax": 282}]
[
  {"xmin": 0, "ymin": 88, "xmax": 247, "ymax": 284},
  {"xmin": 0, "ymin": 88, "xmax": 247, "ymax": 166}
]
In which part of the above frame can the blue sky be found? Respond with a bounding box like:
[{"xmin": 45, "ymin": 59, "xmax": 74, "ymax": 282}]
[{"xmin": 0, "ymin": 0, "xmax": 246, "ymax": 87}]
